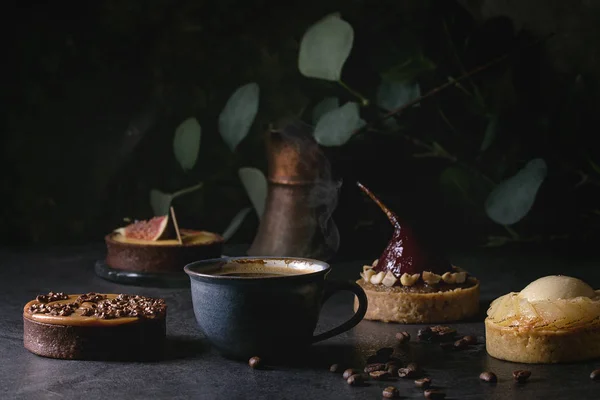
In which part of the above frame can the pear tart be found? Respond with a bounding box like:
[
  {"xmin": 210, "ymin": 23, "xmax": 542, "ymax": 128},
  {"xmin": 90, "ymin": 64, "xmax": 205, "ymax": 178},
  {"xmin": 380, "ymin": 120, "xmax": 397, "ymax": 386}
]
[
  {"xmin": 485, "ymin": 275, "xmax": 600, "ymax": 363},
  {"xmin": 23, "ymin": 292, "xmax": 167, "ymax": 360},
  {"xmin": 105, "ymin": 214, "xmax": 224, "ymax": 274},
  {"xmin": 353, "ymin": 183, "xmax": 479, "ymax": 323}
]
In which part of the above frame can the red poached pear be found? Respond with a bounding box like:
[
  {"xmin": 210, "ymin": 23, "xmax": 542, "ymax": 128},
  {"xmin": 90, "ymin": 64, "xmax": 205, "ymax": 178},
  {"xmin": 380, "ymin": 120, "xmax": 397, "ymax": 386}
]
[{"xmin": 357, "ymin": 182, "xmax": 451, "ymax": 278}]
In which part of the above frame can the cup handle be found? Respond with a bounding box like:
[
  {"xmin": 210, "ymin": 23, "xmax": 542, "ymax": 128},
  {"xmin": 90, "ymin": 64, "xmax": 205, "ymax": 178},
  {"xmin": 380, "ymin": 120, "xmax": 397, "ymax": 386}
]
[{"xmin": 311, "ymin": 280, "xmax": 368, "ymax": 344}]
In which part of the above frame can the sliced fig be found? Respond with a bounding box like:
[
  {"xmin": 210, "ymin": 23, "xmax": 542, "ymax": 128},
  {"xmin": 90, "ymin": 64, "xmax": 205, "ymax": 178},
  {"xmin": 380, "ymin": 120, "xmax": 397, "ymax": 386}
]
[
  {"xmin": 115, "ymin": 215, "xmax": 177, "ymax": 241},
  {"xmin": 357, "ymin": 182, "xmax": 451, "ymax": 277}
]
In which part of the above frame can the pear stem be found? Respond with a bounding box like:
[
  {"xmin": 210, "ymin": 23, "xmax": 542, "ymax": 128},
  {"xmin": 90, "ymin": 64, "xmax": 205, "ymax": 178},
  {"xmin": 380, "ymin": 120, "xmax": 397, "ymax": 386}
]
[{"xmin": 357, "ymin": 182, "xmax": 400, "ymax": 228}]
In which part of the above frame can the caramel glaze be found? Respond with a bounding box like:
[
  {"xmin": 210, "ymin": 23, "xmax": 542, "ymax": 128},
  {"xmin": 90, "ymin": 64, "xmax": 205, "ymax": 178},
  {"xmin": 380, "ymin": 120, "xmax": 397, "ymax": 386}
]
[
  {"xmin": 357, "ymin": 182, "xmax": 452, "ymax": 277},
  {"xmin": 23, "ymin": 295, "xmax": 164, "ymax": 327}
]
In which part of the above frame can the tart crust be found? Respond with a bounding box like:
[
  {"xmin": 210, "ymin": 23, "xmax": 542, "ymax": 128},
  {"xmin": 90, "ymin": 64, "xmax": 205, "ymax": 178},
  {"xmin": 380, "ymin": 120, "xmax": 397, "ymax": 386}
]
[
  {"xmin": 353, "ymin": 278, "xmax": 480, "ymax": 323},
  {"xmin": 105, "ymin": 229, "xmax": 223, "ymax": 273},
  {"xmin": 485, "ymin": 317, "xmax": 600, "ymax": 363}
]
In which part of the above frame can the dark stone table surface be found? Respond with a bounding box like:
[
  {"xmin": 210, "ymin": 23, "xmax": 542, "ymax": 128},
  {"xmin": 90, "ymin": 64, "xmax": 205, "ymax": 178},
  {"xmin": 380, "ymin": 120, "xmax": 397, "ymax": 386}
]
[{"xmin": 2, "ymin": 244, "xmax": 600, "ymax": 399}]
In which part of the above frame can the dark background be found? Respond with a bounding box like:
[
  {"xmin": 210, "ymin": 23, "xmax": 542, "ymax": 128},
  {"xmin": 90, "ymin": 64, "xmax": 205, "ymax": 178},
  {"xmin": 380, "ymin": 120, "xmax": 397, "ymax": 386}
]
[{"xmin": 4, "ymin": 0, "xmax": 600, "ymax": 260}]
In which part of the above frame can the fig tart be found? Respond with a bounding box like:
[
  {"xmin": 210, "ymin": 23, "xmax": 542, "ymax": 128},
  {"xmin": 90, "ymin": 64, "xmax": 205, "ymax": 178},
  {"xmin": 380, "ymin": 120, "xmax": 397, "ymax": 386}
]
[
  {"xmin": 486, "ymin": 275, "xmax": 600, "ymax": 363},
  {"xmin": 105, "ymin": 212, "xmax": 223, "ymax": 274},
  {"xmin": 353, "ymin": 183, "xmax": 479, "ymax": 323},
  {"xmin": 23, "ymin": 291, "xmax": 167, "ymax": 360}
]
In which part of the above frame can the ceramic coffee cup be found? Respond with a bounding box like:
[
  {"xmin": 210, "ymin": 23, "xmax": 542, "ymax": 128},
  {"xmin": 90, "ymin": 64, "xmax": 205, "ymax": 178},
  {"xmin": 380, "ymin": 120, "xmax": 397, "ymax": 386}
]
[{"xmin": 184, "ymin": 256, "xmax": 368, "ymax": 360}]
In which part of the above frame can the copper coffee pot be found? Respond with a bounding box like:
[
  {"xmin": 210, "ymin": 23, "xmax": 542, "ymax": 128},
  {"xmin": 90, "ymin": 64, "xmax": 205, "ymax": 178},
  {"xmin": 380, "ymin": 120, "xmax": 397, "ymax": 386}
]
[{"xmin": 247, "ymin": 120, "xmax": 339, "ymax": 261}]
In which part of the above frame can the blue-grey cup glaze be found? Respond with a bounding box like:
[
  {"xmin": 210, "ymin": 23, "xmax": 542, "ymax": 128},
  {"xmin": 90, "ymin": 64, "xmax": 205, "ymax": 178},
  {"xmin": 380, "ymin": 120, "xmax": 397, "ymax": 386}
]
[{"xmin": 184, "ymin": 257, "xmax": 368, "ymax": 360}]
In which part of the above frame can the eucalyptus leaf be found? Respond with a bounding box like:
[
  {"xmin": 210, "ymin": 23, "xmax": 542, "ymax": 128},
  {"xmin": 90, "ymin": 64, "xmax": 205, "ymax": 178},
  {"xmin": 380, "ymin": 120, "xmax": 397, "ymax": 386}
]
[
  {"xmin": 485, "ymin": 159, "xmax": 548, "ymax": 225},
  {"xmin": 381, "ymin": 53, "xmax": 435, "ymax": 83},
  {"xmin": 376, "ymin": 80, "xmax": 421, "ymax": 111},
  {"xmin": 480, "ymin": 115, "xmax": 498, "ymax": 151},
  {"xmin": 312, "ymin": 97, "xmax": 339, "ymax": 124},
  {"xmin": 221, "ymin": 207, "xmax": 252, "ymax": 241},
  {"xmin": 150, "ymin": 189, "xmax": 173, "ymax": 216},
  {"xmin": 238, "ymin": 167, "xmax": 268, "ymax": 219},
  {"xmin": 298, "ymin": 13, "xmax": 354, "ymax": 81},
  {"xmin": 314, "ymin": 102, "xmax": 360, "ymax": 147},
  {"xmin": 218, "ymin": 82, "xmax": 260, "ymax": 151},
  {"xmin": 173, "ymin": 117, "xmax": 201, "ymax": 171}
]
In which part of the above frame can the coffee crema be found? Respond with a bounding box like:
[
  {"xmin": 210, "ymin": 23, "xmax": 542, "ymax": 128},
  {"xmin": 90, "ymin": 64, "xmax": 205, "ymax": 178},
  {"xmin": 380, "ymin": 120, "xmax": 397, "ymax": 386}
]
[{"xmin": 211, "ymin": 263, "xmax": 314, "ymax": 278}]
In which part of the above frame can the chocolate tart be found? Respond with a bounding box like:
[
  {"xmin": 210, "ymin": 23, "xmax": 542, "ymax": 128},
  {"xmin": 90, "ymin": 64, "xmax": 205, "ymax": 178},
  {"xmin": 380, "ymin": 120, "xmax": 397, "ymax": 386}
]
[
  {"xmin": 23, "ymin": 292, "xmax": 166, "ymax": 360},
  {"xmin": 485, "ymin": 275, "xmax": 600, "ymax": 363},
  {"xmin": 353, "ymin": 183, "xmax": 480, "ymax": 324},
  {"xmin": 105, "ymin": 229, "xmax": 224, "ymax": 274}
]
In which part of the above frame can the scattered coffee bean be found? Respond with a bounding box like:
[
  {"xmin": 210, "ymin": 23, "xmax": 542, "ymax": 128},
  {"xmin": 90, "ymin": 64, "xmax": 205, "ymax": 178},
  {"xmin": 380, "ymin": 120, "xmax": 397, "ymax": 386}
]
[
  {"xmin": 418, "ymin": 327, "xmax": 433, "ymax": 341},
  {"xmin": 395, "ymin": 331, "xmax": 411, "ymax": 343},
  {"xmin": 424, "ymin": 389, "xmax": 446, "ymax": 399},
  {"xmin": 364, "ymin": 363, "xmax": 387, "ymax": 373},
  {"xmin": 248, "ymin": 356, "xmax": 262, "ymax": 369},
  {"xmin": 329, "ymin": 364, "xmax": 340, "ymax": 373},
  {"xmin": 479, "ymin": 371, "xmax": 497, "ymax": 383},
  {"xmin": 415, "ymin": 377, "xmax": 432, "ymax": 388},
  {"xmin": 398, "ymin": 363, "xmax": 421, "ymax": 378},
  {"xmin": 590, "ymin": 369, "xmax": 600, "ymax": 380},
  {"xmin": 382, "ymin": 386, "xmax": 399, "ymax": 399},
  {"xmin": 453, "ymin": 338, "xmax": 469, "ymax": 350},
  {"xmin": 513, "ymin": 370, "xmax": 531, "ymax": 383},
  {"xmin": 343, "ymin": 369, "xmax": 358, "ymax": 380},
  {"xmin": 347, "ymin": 374, "xmax": 364, "ymax": 386},
  {"xmin": 370, "ymin": 370, "xmax": 391, "ymax": 380},
  {"xmin": 462, "ymin": 335, "xmax": 478, "ymax": 345}
]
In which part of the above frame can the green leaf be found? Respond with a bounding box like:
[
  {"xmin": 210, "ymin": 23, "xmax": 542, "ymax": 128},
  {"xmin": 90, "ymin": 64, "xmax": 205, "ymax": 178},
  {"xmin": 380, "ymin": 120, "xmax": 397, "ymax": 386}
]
[
  {"xmin": 312, "ymin": 97, "xmax": 339, "ymax": 124},
  {"xmin": 314, "ymin": 102, "xmax": 361, "ymax": 147},
  {"xmin": 149, "ymin": 189, "xmax": 172, "ymax": 216},
  {"xmin": 218, "ymin": 82, "xmax": 260, "ymax": 152},
  {"xmin": 238, "ymin": 167, "xmax": 268, "ymax": 219},
  {"xmin": 381, "ymin": 53, "xmax": 435, "ymax": 83},
  {"xmin": 298, "ymin": 13, "xmax": 354, "ymax": 81},
  {"xmin": 222, "ymin": 207, "xmax": 252, "ymax": 241},
  {"xmin": 173, "ymin": 117, "xmax": 201, "ymax": 171},
  {"xmin": 485, "ymin": 159, "xmax": 548, "ymax": 225},
  {"xmin": 376, "ymin": 80, "xmax": 421, "ymax": 111},
  {"xmin": 480, "ymin": 115, "xmax": 498, "ymax": 151}
]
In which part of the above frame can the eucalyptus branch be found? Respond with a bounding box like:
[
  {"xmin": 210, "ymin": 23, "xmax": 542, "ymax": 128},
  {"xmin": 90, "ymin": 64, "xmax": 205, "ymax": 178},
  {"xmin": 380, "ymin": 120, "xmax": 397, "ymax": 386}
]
[
  {"xmin": 172, "ymin": 182, "xmax": 204, "ymax": 199},
  {"xmin": 338, "ymin": 80, "xmax": 369, "ymax": 106},
  {"xmin": 353, "ymin": 33, "xmax": 555, "ymax": 136}
]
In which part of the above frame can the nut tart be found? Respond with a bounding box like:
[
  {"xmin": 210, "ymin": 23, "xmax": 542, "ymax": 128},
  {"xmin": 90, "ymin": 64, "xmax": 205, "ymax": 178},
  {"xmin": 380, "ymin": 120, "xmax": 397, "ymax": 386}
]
[
  {"xmin": 23, "ymin": 292, "xmax": 167, "ymax": 360},
  {"xmin": 485, "ymin": 275, "xmax": 600, "ymax": 363},
  {"xmin": 105, "ymin": 214, "xmax": 224, "ymax": 274},
  {"xmin": 353, "ymin": 183, "xmax": 479, "ymax": 323}
]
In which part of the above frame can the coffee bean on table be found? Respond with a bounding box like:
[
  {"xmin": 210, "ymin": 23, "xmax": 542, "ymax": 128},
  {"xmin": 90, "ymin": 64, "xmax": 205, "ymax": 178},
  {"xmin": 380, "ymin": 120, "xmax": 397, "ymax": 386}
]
[
  {"xmin": 453, "ymin": 338, "xmax": 469, "ymax": 350},
  {"xmin": 462, "ymin": 335, "xmax": 478, "ymax": 345},
  {"xmin": 364, "ymin": 363, "xmax": 387, "ymax": 373},
  {"xmin": 398, "ymin": 363, "xmax": 421, "ymax": 378},
  {"xmin": 424, "ymin": 389, "xmax": 446, "ymax": 399},
  {"xmin": 387, "ymin": 365, "xmax": 399, "ymax": 375},
  {"xmin": 248, "ymin": 356, "xmax": 262, "ymax": 369},
  {"xmin": 415, "ymin": 377, "xmax": 432, "ymax": 388},
  {"xmin": 347, "ymin": 374, "xmax": 364, "ymax": 386},
  {"xmin": 590, "ymin": 369, "xmax": 600, "ymax": 380},
  {"xmin": 479, "ymin": 371, "xmax": 497, "ymax": 383},
  {"xmin": 513, "ymin": 370, "xmax": 531, "ymax": 383},
  {"xmin": 370, "ymin": 370, "xmax": 391, "ymax": 380},
  {"xmin": 382, "ymin": 386, "xmax": 399, "ymax": 398},
  {"xmin": 395, "ymin": 331, "xmax": 411, "ymax": 343},
  {"xmin": 418, "ymin": 327, "xmax": 433, "ymax": 341},
  {"xmin": 329, "ymin": 364, "xmax": 340, "ymax": 373},
  {"xmin": 343, "ymin": 369, "xmax": 358, "ymax": 380}
]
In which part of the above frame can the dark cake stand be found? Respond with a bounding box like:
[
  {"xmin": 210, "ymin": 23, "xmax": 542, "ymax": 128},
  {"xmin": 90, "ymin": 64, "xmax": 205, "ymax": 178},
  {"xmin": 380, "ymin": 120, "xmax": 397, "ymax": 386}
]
[{"xmin": 94, "ymin": 261, "xmax": 192, "ymax": 288}]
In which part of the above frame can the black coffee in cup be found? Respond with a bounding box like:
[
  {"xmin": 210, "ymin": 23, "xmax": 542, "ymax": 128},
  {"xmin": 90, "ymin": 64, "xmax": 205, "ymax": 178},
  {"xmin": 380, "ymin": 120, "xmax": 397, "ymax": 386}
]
[{"xmin": 212, "ymin": 263, "xmax": 313, "ymax": 278}]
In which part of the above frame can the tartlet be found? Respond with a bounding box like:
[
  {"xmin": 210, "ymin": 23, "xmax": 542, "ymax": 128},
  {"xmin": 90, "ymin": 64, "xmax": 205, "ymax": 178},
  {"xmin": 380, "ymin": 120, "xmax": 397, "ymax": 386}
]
[
  {"xmin": 104, "ymin": 214, "xmax": 224, "ymax": 274},
  {"xmin": 353, "ymin": 183, "xmax": 479, "ymax": 323},
  {"xmin": 485, "ymin": 275, "xmax": 600, "ymax": 363},
  {"xmin": 23, "ymin": 292, "xmax": 167, "ymax": 360}
]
